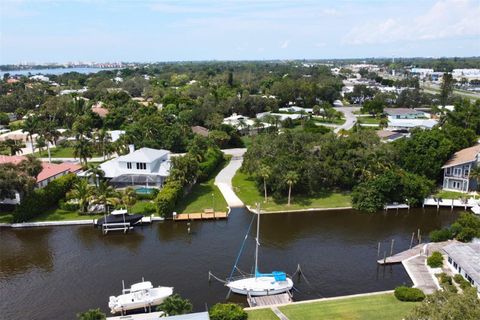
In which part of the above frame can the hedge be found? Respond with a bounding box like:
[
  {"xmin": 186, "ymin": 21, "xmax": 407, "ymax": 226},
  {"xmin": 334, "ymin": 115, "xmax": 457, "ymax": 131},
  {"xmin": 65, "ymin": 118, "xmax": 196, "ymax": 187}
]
[
  {"xmin": 14, "ymin": 174, "xmax": 78, "ymax": 222},
  {"xmin": 155, "ymin": 181, "xmax": 183, "ymax": 217},
  {"xmin": 197, "ymin": 148, "xmax": 224, "ymax": 182},
  {"xmin": 394, "ymin": 286, "xmax": 426, "ymax": 302},
  {"xmin": 453, "ymin": 274, "xmax": 472, "ymax": 290},
  {"xmin": 427, "ymin": 251, "xmax": 443, "ymax": 268},
  {"xmin": 429, "ymin": 228, "xmax": 453, "ymax": 242}
]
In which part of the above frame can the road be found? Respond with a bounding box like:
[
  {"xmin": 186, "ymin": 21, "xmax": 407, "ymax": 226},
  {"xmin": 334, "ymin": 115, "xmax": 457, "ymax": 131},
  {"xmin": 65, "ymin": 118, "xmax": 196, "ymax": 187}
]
[
  {"xmin": 214, "ymin": 148, "xmax": 246, "ymax": 208},
  {"xmin": 333, "ymin": 106, "xmax": 360, "ymax": 133}
]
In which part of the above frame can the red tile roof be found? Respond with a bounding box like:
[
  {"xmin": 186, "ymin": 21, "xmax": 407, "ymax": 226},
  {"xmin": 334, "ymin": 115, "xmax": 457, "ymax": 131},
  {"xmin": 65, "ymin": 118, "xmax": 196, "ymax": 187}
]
[{"xmin": 0, "ymin": 156, "xmax": 81, "ymax": 183}]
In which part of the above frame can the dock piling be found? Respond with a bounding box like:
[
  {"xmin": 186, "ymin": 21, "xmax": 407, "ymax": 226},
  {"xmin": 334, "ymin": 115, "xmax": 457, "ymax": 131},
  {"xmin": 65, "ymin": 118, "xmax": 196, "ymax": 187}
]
[
  {"xmin": 383, "ymin": 250, "xmax": 387, "ymax": 264},
  {"xmin": 410, "ymin": 232, "xmax": 415, "ymax": 249},
  {"xmin": 390, "ymin": 239, "xmax": 395, "ymax": 257},
  {"xmin": 377, "ymin": 242, "xmax": 381, "ymax": 258}
]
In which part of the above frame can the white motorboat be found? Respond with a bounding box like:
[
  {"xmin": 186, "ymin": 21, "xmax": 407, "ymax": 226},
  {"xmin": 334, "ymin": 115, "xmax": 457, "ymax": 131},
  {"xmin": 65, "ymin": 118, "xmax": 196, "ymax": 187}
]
[
  {"xmin": 225, "ymin": 206, "xmax": 294, "ymax": 296},
  {"xmin": 108, "ymin": 280, "xmax": 173, "ymax": 314}
]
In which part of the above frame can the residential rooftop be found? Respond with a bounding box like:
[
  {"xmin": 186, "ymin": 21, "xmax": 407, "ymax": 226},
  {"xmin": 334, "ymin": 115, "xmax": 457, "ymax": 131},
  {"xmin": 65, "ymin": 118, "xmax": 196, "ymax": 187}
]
[
  {"xmin": 442, "ymin": 144, "xmax": 480, "ymax": 168},
  {"xmin": 443, "ymin": 242, "xmax": 480, "ymax": 285}
]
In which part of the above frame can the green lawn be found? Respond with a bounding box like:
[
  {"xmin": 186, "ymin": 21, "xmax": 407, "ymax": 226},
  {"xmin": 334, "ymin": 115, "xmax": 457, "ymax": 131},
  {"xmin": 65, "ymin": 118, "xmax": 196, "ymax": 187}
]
[
  {"xmin": 174, "ymin": 162, "xmax": 228, "ymax": 214},
  {"xmin": 31, "ymin": 208, "xmax": 103, "ymax": 222},
  {"xmin": 312, "ymin": 117, "xmax": 346, "ymax": 125},
  {"xmin": 246, "ymin": 308, "xmax": 278, "ymax": 320},
  {"xmin": 263, "ymin": 293, "xmax": 418, "ymax": 320},
  {"xmin": 357, "ymin": 116, "xmax": 383, "ymax": 125},
  {"xmin": 434, "ymin": 190, "xmax": 473, "ymax": 200},
  {"xmin": 241, "ymin": 136, "xmax": 253, "ymax": 148},
  {"xmin": 130, "ymin": 201, "xmax": 156, "ymax": 214},
  {"xmin": 0, "ymin": 211, "xmax": 14, "ymax": 224},
  {"xmin": 34, "ymin": 146, "xmax": 101, "ymax": 158},
  {"xmin": 232, "ymin": 171, "xmax": 351, "ymax": 212}
]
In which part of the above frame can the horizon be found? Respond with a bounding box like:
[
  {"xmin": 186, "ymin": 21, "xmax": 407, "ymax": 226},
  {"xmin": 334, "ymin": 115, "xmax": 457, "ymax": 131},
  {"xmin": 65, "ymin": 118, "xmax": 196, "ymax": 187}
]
[{"xmin": 1, "ymin": 0, "xmax": 479, "ymax": 64}]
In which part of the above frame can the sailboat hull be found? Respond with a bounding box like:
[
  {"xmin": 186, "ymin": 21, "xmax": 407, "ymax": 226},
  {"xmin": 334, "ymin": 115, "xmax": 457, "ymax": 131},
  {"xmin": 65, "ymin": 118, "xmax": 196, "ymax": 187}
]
[{"xmin": 226, "ymin": 276, "xmax": 294, "ymax": 296}]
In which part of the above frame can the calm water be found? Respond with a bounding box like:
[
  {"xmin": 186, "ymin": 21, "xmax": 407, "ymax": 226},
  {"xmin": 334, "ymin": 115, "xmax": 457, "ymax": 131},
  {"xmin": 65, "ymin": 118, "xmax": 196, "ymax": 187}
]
[
  {"xmin": 0, "ymin": 67, "xmax": 119, "ymax": 77},
  {"xmin": 0, "ymin": 208, "xmax": 459, "ymax": 320}
]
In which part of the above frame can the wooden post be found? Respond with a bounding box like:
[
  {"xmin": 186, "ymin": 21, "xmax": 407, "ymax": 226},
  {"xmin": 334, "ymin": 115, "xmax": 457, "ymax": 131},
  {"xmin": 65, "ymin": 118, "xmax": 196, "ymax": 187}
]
[
  {"xmin": 451, "ymin": 199, "xmax": 454, "ymax": 210},
  {"xmin": 410, "ymin": 232, "xmax": 415, "ymax": 249},
  {"xmin": 390, "ymin": 239, "xmax": 395, "ymax": 257},
  {"xmin": 377, "ymin": 242, "xmax": 381, "ymax": 258},
  {"xmin": 417, "ymin": 229, "xmax": 421, "ymax": 244},
  {"xmin": 383, "ymin": 250, "xmax": 387, "ymax": 264}
]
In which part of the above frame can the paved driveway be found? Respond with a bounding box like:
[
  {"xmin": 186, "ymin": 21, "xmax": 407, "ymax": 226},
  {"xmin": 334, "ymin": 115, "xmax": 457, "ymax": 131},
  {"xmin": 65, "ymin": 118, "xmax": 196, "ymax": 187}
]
[
  {"xmin": 215, "ymin": 148, "xmax": 246, "ymax": 208},
  {"xmin": 334, "ymin": 106, "xmax": 360, "ymax": 133}
]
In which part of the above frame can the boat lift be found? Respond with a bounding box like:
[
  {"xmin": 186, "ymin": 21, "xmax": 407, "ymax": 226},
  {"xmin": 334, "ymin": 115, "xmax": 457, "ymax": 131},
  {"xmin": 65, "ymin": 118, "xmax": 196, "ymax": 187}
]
[{"xmin": 102, "ymin": 221, "xmax": 133, "ymax": 235}]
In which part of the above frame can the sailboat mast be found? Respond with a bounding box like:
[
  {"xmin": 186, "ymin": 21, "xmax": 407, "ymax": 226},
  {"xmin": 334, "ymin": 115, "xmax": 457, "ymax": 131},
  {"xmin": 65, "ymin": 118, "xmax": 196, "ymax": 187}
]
[{"xmin": 254, "ymin": 203, "xmax": 260, "ymax": 276}]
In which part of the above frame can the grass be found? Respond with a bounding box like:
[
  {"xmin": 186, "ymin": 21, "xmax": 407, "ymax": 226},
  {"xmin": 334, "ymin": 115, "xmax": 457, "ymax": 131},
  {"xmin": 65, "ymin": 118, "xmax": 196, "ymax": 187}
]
[
  {"xmin": 34, "ymin": 146, "xmax": 101, "ymax": 158},
  {"xmin": 232, "ymin": 171, "xmax": 351, "ymax": 212},
  {"xmin": 31, "ymin": 207, "xmax": 103, "ymax": 222},
  {"xmin": 0, "ymin": 211, "xmax": 14, "ymax": 223},
  {"xmin": 434, "ymin": 190, "xmax": 473, "ymax": 200},
  {"xmin": 246, "ymin": 308, "xmax": 278, "ymax": 320},
  {"xmin": 241, "ymin": 136, "xmax": 253, "ymax": 148},
  {"xmin": 174, "ymin": 161, "xmax": 228, "ymax": 214},
  {"xmin": 270, "ymin": 293, "xmax": 418, "ymax": 320},
  {"xmin": 312, "ymin": 116, "xmax": 346, "ymax": 125},
  {"xmin": 130, "ymin": 200, "xmax": 155, "ymax": 214},
  {"xmin": 357, "ymin": 116, "xmax": 383, "ymax": 125}
]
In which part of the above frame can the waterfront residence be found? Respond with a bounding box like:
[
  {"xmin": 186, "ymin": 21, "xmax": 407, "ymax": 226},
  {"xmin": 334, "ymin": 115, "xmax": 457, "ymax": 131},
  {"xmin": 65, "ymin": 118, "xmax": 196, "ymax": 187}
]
[
  {"xmin": 0, "ymin": 156, "xmax": 82, "ymax": 204},
  {"xmin": 387, "ymin": 118, "xmax": 438, "ymax": 131},
  {"xmin": 384, "ymin": 108, "xmax": 429, "ymax": 119},
  {"xmin": 376, "ymin": 130, "xmax": 405, "ymax": 143},
  {"xmin": 99, "ymin": 146, "xmax": 171, "ymax": 188},
  {"xmin": 223, "ymin": 113, "xmax": 271, "ymax": 134},
  {"xmin": 442, "ymin": 144, "xmax": 480, "ymax": 193},
  {"xmin": 443, "ymin": 242, "xmax": 480, "ymax": 294}
]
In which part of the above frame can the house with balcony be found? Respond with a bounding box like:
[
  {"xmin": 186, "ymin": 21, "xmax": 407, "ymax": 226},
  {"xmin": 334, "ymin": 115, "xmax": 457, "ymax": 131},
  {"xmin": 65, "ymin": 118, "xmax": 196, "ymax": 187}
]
[
  {"xmin": 99, "ymin": 146, "xmax": 171, "ymax": 188},
  {"xmin": 442, "ymin": 144, "xmax": 480, "ymax": 193}
]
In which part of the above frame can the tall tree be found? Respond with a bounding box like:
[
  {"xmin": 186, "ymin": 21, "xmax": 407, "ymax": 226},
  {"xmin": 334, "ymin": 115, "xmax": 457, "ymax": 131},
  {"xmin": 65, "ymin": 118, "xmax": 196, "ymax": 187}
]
[
  {"xmin": 73, "ymin": 137, "xmax": 94, "ymax": 166},
  {"xmin": 440, "ymin": 73, "xmax": 454, "ymax": 107},
  {"xmin": 284, "ymin": 171, "xmax": 299, "ymax": 206},
  {"xmin": 68, "ymin": 179, "xmax": 92, "ymax": 214},
  {"xmin": 22, "ymin": 115, "xmax": 40, "ymax": 154},
  {"xmin": 258, "ymin": 164, "xmax": 271, "ymax": 203},
  {"xmin": 38, "ymin": 121, "xmax": 60, "ymax": 163}
]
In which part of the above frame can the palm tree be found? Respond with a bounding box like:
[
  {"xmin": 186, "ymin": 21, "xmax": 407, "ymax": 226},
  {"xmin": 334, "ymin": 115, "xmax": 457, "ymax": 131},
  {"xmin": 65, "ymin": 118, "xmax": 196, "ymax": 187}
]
[
  {"xmin": 258, "ymin": 164, "xmax": 271, "ymax": 203},
  {"xmin": 18, "ymin": 155, "xmax": 42, "ymax": 179},
  {"xmin": 252, "ymin": 118, "xmax": 264, "ymax": 135},
  {"xmin": 1, "ymin": 139, "xmax": 23, "ymax": 156},
  {"xmin": 22, "ymin": 115, "xmax": 40, "ymax": 154},
  {"xmin": 87, "ymin": 165, "xmax": 105, "ymax": 187},
  {"xmin": 90, "ymin": 181, "xmax": 120, "ymax": 214},
  {"xmin": 73, "ymin": 137, "xmax": 93, "ymax": 166},
  {"xmin": 68, "ymin": 179, "xmax": 92, "ymax": 214},
  {"xmin": 156, "ymin": 294, "xmax": 193, "ymax": 316},
  {"xmin": 39, "ymin": 121, "xmax": 60, "ymax": 163},
  {"xmin": 122, "ymin": 187, "xmax": 137, "ymax": 210},
  {"xmin": 95, "ymin": 129, "xmax": 112, "ymax": 161},
  {"xmin": 284, "ymin": 171, "xmax": 299, "ymax": 206}
]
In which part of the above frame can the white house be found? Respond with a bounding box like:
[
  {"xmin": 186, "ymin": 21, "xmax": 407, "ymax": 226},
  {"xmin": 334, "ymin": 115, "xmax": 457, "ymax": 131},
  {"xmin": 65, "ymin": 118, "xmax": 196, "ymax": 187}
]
[
  {"xmin": 385, "ymin": 108, "xmax": 429, "ymax": 119},
  {"xmin": 443, "ymin": 242, "xmax": 480, "ymax": 294},
  {"xmin": 387, "ymin": 118, "xmax": 438, "ymax": 131},
  {"xmin": 99, "ymin": 147, "xmax": 171, "ymax": 188},
  {"xmin": 442, "ymin": 144, "xmax": 480, "ymax": 193}
]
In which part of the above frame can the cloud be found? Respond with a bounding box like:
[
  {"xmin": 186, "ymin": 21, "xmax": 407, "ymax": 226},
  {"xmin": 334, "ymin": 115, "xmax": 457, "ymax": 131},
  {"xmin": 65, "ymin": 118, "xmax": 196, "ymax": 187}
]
[
  {"xmin": 342, "ymin": 0, "xmax": 480, "ymax": 45},
  {"xmin": 280, "ymin": 40, "xmax": 290, "ymax": 49}
]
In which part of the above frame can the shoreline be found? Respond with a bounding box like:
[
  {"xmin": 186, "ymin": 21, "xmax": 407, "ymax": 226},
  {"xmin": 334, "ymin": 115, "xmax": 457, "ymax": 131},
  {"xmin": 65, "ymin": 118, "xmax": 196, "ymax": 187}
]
[
  {"xmin": 246, "ymin": 205, "xmax": 354, "ymax": 214},
  {"xmin": 244, "ymin": 289, "xmax": 395, "ymax": 310}
]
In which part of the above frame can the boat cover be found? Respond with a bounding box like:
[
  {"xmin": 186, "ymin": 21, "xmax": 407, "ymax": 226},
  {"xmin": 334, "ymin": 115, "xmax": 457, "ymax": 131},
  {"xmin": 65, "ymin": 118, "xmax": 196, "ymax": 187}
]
[{"xmin": 255, "ymin": 271, "xmax": 287, "ymax": 281}]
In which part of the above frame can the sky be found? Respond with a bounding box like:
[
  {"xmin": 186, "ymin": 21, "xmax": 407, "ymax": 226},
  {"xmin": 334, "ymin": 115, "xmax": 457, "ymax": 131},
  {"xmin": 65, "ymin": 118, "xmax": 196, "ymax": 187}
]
[{"xmin": 0, "ymin": 0, "xmax": 479, "ymax": 64}]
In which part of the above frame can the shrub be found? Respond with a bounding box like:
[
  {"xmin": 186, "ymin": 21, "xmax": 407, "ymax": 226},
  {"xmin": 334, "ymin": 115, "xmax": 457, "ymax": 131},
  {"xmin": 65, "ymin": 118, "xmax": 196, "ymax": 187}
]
[
  {"xmin": 394, "ymin": 286, "xmax": 426, "ymax": 302},
  {"xmin": 77, "ymin": 308, "xmax": 106, "ymax": 320},
  {"xmin": 59, "ymin": 199, "xmax": 80, "ymax": 211},
  {"xmin": 427, "ymin": 251, "xmax": 443, "ymax": 268},
  {"xmin": 198, "ymin": 148, "xmax": 224, "ymax": 182},
  {"xmin": 429, "ymin": 228, "xmax": 453, "ymax": 242},
  {"xmin": 14, "ymin": 173, "xmax": 78, "ymax": 222},
  {"xmin": 156, "ymin": 294, "xmax": 193, "ymax": 316},
  {"xmin": 209, "ymin": 303, "xmax": 247, "ymax": 320},
  {"xmin": 453, "ymin": 274, "xmax": 472, "ymax": 290},
  {"xmin": 155, "ymin": 181, "xmax": 183, "ymax": 217},
  {"xmin": 438, "ymin": 273, "xmax": 452, "ymax": 285}
]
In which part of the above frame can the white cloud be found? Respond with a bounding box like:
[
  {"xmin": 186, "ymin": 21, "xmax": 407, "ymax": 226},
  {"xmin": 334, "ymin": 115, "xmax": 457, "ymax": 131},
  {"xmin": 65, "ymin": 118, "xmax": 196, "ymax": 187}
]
[
  {"xmin": 280, "ymin": 40, "xmax": 290, "ymax": 49},
  {"xmin": 343, "ymin": 0, "xmax": 480, "ymax": 45}
]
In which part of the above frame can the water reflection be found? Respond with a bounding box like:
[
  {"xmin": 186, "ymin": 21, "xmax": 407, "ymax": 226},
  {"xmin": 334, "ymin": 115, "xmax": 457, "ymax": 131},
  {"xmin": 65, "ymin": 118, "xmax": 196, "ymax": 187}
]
[
  {"xmin": 0, "ymin": 228, "xmax": 53, "ymax": 278},
  {"xmin": 75, "ymin": 226, "xmax": 145, "ymax": 252}
]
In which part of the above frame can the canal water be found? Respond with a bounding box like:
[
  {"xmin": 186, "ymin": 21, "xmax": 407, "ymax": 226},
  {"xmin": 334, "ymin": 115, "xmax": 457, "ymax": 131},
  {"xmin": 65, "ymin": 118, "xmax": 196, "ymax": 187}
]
[{"xmin": 0, "ymin": 208, "xmax": 458, "ymax": 319}]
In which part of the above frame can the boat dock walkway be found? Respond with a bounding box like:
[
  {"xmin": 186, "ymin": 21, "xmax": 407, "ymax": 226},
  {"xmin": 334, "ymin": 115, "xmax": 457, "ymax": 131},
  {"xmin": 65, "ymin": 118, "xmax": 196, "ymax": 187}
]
[
  {"xmin": 423, "ymin": 197, "xmax": 478, "ymax": 209},
  {"xmin": 173, "ymin": 211, "xmax": 228, "ymax": 221},
  {"xmin": 377, "ymin": 243, "xmax": 424, "ymax": 265},
  {"xmin": 247, "ymin": 292, "xmax": 293, "ymax": 308}
]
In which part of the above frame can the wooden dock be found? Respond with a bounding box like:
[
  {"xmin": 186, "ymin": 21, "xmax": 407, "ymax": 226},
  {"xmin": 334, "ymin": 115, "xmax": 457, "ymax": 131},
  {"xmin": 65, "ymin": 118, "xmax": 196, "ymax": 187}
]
[
  {"xmin": 247, "ymin": 292, "xmax": 292, "ymax": 308},
  {"xmin": 423, "ymin": 197, "xmax": 478, "ymax": 209},
  {"xmin": 173, "ymin": 211, "xmax": 228, "ymax": 221}
]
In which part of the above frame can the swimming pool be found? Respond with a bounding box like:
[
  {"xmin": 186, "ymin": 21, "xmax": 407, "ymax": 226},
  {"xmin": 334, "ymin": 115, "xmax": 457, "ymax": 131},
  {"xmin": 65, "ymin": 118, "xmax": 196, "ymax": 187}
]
[{"xmin": 135, "ymin": 187, "xmax": 156, "ymax": 195}]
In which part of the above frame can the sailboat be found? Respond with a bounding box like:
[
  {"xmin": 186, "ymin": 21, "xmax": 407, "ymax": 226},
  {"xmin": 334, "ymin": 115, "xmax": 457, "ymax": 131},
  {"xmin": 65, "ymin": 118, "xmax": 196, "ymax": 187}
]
[{"xmin": 225, "ymin": 206, "xmax": 294, "ymax": 296}]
